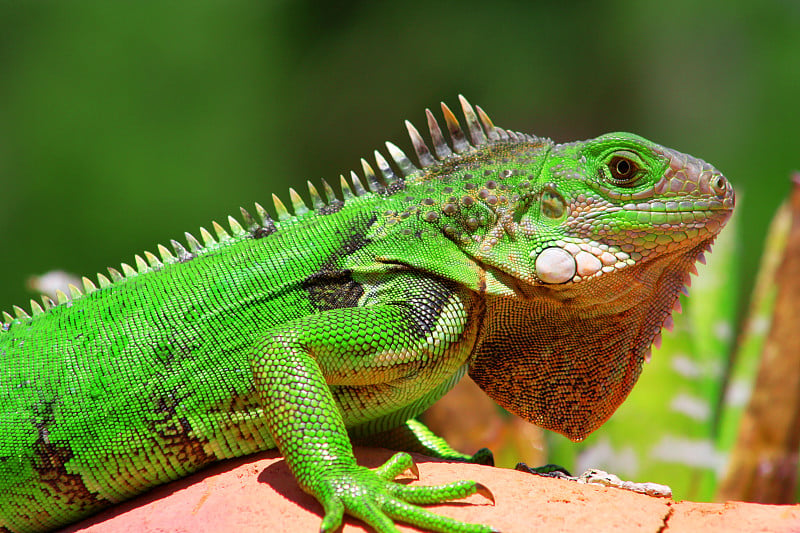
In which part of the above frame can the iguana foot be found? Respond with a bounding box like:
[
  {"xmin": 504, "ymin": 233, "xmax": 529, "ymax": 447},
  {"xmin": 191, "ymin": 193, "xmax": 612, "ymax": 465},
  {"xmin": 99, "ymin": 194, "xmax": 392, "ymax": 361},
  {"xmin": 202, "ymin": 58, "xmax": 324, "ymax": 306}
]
[
  {"xmin": 515, "ymin": 462, "xmax": 572, "ymax": 478},
  {"xmin": 313, "ymin": 452, "xmax": 497, "ymax": 533},
  {"xmin": 467, "ymin": 447, "xmax": 495, "ymax": 466}
]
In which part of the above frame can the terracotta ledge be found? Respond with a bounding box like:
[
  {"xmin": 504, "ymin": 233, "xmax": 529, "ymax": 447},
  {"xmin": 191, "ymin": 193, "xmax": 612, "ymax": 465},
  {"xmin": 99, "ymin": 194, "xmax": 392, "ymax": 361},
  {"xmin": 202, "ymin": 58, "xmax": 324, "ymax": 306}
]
[{"xmin": 64, "ymin": 448, "xmax": 800, "ymax": 533}]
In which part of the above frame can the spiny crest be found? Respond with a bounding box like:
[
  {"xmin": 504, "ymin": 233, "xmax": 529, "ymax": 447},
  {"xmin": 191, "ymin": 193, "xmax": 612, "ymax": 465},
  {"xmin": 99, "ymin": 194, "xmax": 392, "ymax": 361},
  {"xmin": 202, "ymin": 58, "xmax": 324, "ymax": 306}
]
[
  {"xmin": 398, "ymin": 94, "xmax": 539, "ymax": 175},
  {"xmin": 0, "ymin": 205, "xmax": 275, "ymax": 329},
  {"xmin": 2, "ymin": 96, "xmax": 532, "ymax": 329},
  {"xmin": 257, "ymin": 95, "xmax": 536, "ymax": 220}
]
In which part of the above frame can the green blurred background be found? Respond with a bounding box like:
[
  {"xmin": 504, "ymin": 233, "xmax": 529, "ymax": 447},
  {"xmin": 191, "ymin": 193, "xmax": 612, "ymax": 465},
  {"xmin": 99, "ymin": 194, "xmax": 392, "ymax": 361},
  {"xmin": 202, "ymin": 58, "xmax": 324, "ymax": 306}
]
[{"xmin": 0, "ymin": 0, "xmax": 797, "ymax": 309}]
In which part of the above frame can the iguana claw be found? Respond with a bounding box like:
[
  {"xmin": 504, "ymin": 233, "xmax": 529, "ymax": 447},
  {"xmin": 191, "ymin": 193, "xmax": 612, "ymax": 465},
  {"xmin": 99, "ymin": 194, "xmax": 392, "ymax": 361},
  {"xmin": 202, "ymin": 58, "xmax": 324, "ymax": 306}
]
[
  {"xmin": 474, "ymin": 482, "xmax": 496, "ymax": 505},
  {"xmin": 374, "ymin": 451, "xmax": 420, "ymax": 481}
]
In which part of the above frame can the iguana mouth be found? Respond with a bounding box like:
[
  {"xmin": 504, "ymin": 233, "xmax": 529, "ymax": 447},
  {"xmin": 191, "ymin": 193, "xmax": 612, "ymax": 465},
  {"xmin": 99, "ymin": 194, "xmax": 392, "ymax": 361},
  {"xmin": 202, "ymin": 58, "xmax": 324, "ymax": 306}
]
[
  {"xmin": 617, "ymin": 194, "xmax": 735, "ymax": 228},
  {"xmin": 531, "ymin": 228, "xmax": 721, "ymax": 287},
  {"xmin": 612, "ymin": 202, "xmax": 733, "ymax": 235}
]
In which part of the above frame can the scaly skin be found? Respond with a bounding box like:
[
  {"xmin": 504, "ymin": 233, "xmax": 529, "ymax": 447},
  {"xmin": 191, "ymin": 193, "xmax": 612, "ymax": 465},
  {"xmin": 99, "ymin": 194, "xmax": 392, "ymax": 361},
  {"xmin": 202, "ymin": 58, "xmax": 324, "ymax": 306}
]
[{"xmin": 0, "ymin": 96, "xmax": 734, "ymax": 532}]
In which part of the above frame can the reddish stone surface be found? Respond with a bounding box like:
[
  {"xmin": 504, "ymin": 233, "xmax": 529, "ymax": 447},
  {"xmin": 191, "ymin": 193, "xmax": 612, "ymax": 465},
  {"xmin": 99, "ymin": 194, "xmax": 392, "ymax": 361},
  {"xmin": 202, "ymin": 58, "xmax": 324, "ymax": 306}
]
[{"xmin": 64, "ymin": 449, "xmax": 800, "ymax": 533}]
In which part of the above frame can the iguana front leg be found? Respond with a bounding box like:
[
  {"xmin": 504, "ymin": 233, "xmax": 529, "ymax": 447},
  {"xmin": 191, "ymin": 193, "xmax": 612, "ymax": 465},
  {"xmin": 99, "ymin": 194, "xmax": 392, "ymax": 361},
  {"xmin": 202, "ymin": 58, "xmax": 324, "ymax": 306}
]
[{"xmin": 250, "ymin": 274, "xmax": 495, "ymax": 533}]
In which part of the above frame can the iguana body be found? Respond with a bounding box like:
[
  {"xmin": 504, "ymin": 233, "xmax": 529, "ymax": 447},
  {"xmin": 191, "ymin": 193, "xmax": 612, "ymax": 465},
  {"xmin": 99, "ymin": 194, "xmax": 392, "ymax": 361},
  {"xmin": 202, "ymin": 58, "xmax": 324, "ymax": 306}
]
[{"xmin": 0, "ymin": 97, "xmax": 734, "ymax": 532}]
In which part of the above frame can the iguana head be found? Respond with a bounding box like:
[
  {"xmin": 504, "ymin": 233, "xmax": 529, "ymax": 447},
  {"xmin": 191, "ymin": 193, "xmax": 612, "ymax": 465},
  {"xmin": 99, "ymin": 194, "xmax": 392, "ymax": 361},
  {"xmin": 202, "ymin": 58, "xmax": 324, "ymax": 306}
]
[
  {"xmin": 430, "ymin": 111, "xmax": 733, "ymax": 441},
  {"xmin": 510, "ymin": 131, "xmax": 734, "ymax": 287},
  {"xmin": 360, "ymin": 97, "xmax": 732, "ymax": 295},
  {"xmin": 353, "ymin": 96, "xmax": 733, "ymax": 440}
]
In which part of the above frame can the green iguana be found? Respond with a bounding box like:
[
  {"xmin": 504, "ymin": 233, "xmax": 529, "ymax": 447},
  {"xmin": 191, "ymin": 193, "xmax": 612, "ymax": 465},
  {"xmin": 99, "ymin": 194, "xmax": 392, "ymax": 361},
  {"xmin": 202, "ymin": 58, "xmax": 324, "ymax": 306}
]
[{"xmin": 0, "ymin": 96, "xmax": 734, "ymax": 533}]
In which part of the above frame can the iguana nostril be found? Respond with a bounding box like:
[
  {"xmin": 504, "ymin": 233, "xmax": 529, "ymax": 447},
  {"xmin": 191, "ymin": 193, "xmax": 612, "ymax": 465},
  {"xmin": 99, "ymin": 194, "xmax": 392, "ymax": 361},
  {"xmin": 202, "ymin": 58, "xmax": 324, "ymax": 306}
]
[{"xmin": 711, "ymin": 175, "xmax": 728, "ymax": 197}]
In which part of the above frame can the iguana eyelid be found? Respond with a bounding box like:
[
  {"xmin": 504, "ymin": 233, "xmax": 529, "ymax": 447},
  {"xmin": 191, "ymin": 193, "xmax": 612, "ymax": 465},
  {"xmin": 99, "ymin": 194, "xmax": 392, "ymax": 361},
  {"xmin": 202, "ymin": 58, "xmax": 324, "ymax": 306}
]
[{"xmin": 607, "ymin": 149, "xmax": 643, "ymax": 163}]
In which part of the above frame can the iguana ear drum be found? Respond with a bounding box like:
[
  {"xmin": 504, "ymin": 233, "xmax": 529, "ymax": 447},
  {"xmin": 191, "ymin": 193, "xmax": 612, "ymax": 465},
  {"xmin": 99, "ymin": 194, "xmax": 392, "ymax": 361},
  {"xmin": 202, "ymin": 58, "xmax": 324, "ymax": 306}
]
[{"xmin": 539, "ymin": 184, "xmax": 567, "ymax": 219}]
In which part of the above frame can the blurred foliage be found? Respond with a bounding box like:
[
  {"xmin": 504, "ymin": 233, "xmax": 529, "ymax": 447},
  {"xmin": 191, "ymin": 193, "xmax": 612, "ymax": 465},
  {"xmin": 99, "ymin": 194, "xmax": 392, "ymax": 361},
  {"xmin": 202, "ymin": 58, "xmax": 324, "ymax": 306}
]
[
  {"xmin": 717, "ymin": 176, "xmax": 800, "ymax": 503},
  {"xmin": 1, "ymin": 0, "xmax": 798, "ymax": 503}
]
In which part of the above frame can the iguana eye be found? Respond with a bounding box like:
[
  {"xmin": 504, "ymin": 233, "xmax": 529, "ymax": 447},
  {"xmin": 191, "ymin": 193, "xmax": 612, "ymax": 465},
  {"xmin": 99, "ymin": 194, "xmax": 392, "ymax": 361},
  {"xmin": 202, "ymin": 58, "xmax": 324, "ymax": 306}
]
[{"xmin": 608, "ymin": 155, "xmax": 640, "ymax": 185}]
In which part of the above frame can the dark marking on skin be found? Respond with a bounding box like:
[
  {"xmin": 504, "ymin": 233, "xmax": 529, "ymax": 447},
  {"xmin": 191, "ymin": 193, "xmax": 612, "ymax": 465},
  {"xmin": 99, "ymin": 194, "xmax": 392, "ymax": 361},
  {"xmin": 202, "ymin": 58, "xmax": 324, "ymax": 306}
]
[
  {"xmin": 477, "ymin": 266, "xmax": 488, "ymax": 295},
  {"xmin": 399, "ymin": 277, "xmax": 458, "ymax": 335},
  {"xmin": 385, "ymin": 180, "xmax": 407, "ymax": 195},
  {"xmin": 318, "ymin": 199, "xmax": 345, "ymax": 215},
  {"xmin": 303, "ymin": 271, "xmax": 365, "ymax": 311},
  {"xmin": 147, "ymin": 328, "xmax": 200, "ymax": 367},
  {"xmin": 296, "ymin": 217, "xmax": 375, "ymax": 316},
  {"xmin": 252, "ymin": 220, "xmax": 277, "ymax": 239},
  {"xmin": 179, "ymin": 416, "xmax": 193, "ymax": 434},
  {"xmin": 31, "ymin": 401, "xmax": 108, "ymax": 511},
  {"xmin": 149, "ymin": 388, "xmax": 215, "ymax": 467},
  {"xmin": 338, "ymin": 216, "xmax": 375, "ymax": 256},
  {"xmin": 315, "ymin": 214, "xmax": 377, "ymax": 272},
  {"xmin": 302, "ymin": 215, "xmax": 376, "ymax": 310}
]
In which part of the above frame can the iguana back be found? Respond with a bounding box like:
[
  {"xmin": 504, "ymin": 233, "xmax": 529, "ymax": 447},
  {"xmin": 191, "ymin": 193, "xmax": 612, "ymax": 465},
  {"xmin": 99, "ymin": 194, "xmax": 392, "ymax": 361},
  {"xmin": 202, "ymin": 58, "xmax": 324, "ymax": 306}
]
[{"xmin": 0, "ymin": 204, "xmax": 380, "ymax": 528}]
